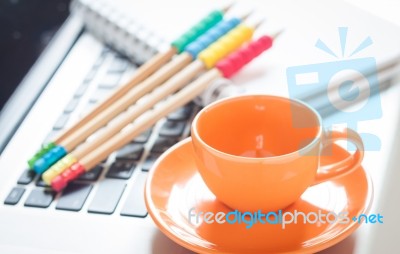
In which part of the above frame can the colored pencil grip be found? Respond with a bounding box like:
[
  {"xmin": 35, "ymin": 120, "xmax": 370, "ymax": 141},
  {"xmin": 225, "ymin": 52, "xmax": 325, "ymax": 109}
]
[
  {"xmin": 27, "ymin": 142, "xmax": 56, "ymax": 169},
  {"xmin": 27, "ymin": 10, "xmax": 223, "ymax": 170},
  {"xmin": 171, "ymin": 10, "xmax": 224, "ymax": 53},
  {"xmin": 33, "ymin": 145, "xmax": 67, "ymax": 174},
  {"xmin": 40, "ymin": 18, "xmax": 246, "ymax": 184},
  {"xmin": 185, "ymin": 18, "xmax": 241, "ymax": 58},
  {"xmin": 42, "ymin": 154, "xmax": 78, "ymax": 184},
  {"xmin": 52, "ymin": 163, "xmax": 86, "ymax": 191},
  {"xmin": 198, "ymin": 25, "xmax": 254, "ymax": 69},
  {"xmin": 216, "ymin": 35, "xmax": 273, "ymax": 78}
]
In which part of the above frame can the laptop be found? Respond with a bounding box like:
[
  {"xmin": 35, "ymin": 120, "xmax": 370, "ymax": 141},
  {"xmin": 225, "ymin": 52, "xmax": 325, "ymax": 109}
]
[{"xmin": 0, "ymin": 0, "xmax": 400, "ymax": 253}]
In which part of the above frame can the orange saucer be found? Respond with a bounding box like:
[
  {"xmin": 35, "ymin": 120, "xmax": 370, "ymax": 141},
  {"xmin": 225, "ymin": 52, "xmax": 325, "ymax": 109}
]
[{"xmin": 145, "ymin": 138, "xmax": 373, "ymax": 254}]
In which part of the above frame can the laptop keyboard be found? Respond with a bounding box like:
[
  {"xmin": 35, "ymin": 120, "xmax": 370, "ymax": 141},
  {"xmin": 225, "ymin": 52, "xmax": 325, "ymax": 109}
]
[{"xmin": 3, "ymin": 46, "xmax": 198, "ymax": 217}]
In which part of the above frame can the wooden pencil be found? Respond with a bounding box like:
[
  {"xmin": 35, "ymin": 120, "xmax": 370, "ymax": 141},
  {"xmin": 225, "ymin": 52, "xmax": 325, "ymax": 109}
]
[
  {"xmin": 61, "ymin": 21, "xmax": 255, "ymax": 152},
  {"xmin": 50, "ymin": 34, "xmax": 277, "ymax": 190},
  {"xmin": 54, "ymin": 49, "xmax": 176, "ymax": 144},
  {"xmin": 72, "ymin": 60, "xmax": 205, "ymax": 160},
  {"xmin": 28, "ymin": 6, "xmax": 231, "ymax": 169},
  {"xmin": 55, "ymin": 9, "xmax": 234, "ymax": 144},
  {"xmin": 61, "ymin": 53, "xmax": 192, "ymax": 151},
  {"xmin": 36, "ymin": 20, "xmax": 258, "ymax": 178},
  {"xmin": 41, "ymin": 19, "xmax": 256, "ymax": 182},
  {"xmin": 82, "ymin": 68, "xmax": 222, "ymax": 170}
]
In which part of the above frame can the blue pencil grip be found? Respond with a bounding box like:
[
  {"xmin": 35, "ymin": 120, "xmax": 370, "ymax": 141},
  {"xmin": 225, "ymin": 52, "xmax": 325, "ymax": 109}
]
[
  {"xmin": 33, "ymin": 145, "xmax": 67, "ymax": 174},
  {"xmin": 184, "ymin": 18, "xmax": 241, "ymax": 59}
]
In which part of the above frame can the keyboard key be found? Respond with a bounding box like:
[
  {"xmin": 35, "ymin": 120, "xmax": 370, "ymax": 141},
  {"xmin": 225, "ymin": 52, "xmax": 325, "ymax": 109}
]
[
  {"xmin": 4, "ymin": 187, "xmax": 25, "ymax": 205},
  {"xmin": 64, "ymin": 98, "xmax": 80, "ymax": 113},
  {"xmin": 78, "ymin": 165, "xmax": 104, "ymax": 181},
  {"xmin": 108, "ymin": 57, "xmax": 129, "ymax": 73},
  {"xmin": 74, "ymin": 83, "xmax": 90, "ymax": 98},
  {"xmin": 101, "ymin": 46, "xmax": 112, "ymax": 55},
  {"xmin": 93, "ymin": 53, "xmax": 106, "ymax": 68},
  {"xmin": 141, "ymin": 154, "xmax": 160, "ymax": 172},
  {"xmin": 159, "ymin": 120, "xmax": 186, "ymax": 138},
  {"xmin": 53, "ymin": 114, "xmax": 70, "ymax": 130},
  {"xmin": 167, "ymin": 103, "xmax": 194, "ymax": 121},
  {"xmin": 24, "ymin": 189, "xmax": 55, "ymax": 208},
  {"xmin": 132, "ymin": 128, "xmax": 152, "ymax": 143},
  {"xmin": 81, "ymin": 102, "xmax": 96, "ymax": 117},
  {"xmin": 106, "ymin": 161, "xmax": 136, "ymax": 179},
  {"xmin": 116, "ymin": 143, "xmax": 144, "ymax": 161},
  {"xmin": 89, "ymin": 88, "xmax": 110, "ymax": 103},
  {"xmin": 84, "ymin": 68, "xmax": 98, "ymax": 82},
  {"xmin": 98, "ymin": 72, "xmax": 122, "ymax": 89},
  {"xmin": 87, "ymin": 179, "xmax": 126, "ymax": 214},
  {"xmin": 43, "ymin": 131, "xmax": 59, "ymax": 145},
  {"xmin": 17, "ymin": 169, "xmax": 36, "ymax": 185},
  {"xmin": 120, "ymin": 172, "xmax": 148, "ymax": 217},
  {"xmin": 151, "ymin": 137, "xmax": 179, "ymax": 153},
  {"xmin": 36, "ymin": 176, "xmax": 49, "ymax": 187},
  {"xmin": 56, "ymin": 183, "xmax": 93, "ymax": 212}
]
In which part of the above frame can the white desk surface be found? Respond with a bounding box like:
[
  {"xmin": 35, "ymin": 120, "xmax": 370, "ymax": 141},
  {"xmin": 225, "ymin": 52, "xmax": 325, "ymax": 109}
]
[
  {"xmin": 320, "ymin": 2, "xmax": 400, "ymax": 253},
  {"xmin": 318, "ymin": 77, "xmax": 400, "ymax": 253}
]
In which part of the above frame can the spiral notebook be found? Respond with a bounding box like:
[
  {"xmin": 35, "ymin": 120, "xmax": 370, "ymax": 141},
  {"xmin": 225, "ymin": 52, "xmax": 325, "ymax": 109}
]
[{"xmin": 70, "ymin": 0, "xmax": 165, "ymax": 64}]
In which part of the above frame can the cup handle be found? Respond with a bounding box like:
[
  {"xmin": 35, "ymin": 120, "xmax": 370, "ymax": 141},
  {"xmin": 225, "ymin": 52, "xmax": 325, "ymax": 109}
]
[{"xmin": 312, "ymin": 127, "xmax": 364, "ymax": 185}]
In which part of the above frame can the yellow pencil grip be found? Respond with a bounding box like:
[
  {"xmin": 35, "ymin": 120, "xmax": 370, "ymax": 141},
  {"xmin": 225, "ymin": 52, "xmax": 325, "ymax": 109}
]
[
  {"xmin": 42, "ymin": 154, "xmax": 77, "ymax": 184},
  {"xmin": 198, "ymin": 25, "xmax": 254, "ymax": 69}
]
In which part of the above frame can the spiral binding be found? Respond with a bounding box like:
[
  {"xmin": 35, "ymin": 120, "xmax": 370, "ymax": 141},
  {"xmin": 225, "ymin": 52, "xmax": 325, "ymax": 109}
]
[{"xmin": 70, "ymin": 0, "xmax": 166, "ymax": 64}]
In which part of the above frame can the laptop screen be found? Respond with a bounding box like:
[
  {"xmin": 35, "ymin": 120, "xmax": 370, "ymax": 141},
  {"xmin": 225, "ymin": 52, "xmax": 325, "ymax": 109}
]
[
  {"xmin": 0, "ymin": 0, "xmax": 70, "ymax": 153},
  {"xmin": 0, "ymin": 0, "xmax": 70, "ymax": 112}
]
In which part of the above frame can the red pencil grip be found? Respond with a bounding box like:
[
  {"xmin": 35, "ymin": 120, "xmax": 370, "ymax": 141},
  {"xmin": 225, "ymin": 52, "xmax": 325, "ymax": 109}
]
[
  {"xmin": 51, "ymin": 162, "xmax": 86, "ymax": 191},
  {"xmin": 216, "ymin": 35, "xmax": 273, "ymax": 78}
]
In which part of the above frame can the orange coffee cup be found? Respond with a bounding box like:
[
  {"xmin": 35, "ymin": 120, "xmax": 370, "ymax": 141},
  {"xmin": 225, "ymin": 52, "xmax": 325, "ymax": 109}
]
[{"xmin": 191, "ymin": 95, "xmax": 364, "ymax": 212}]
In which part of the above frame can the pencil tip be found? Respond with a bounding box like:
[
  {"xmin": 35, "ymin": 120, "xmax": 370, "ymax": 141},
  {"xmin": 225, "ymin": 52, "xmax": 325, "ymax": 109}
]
[
  {"xmin": 222, "ymin": 2, "xmax": 235, "ymax": 13},
  {"xmin": 253, "ymin": 18, "xmax": 265, "ymax": 29},
  {"xmin": 239, "ymin": 10, "xmax": 253, "ymax": 21},
  {"xmin": 270, "ymin": 29, "xmax": 285, "ymax": 40}
]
